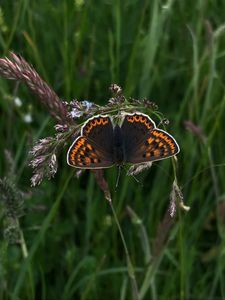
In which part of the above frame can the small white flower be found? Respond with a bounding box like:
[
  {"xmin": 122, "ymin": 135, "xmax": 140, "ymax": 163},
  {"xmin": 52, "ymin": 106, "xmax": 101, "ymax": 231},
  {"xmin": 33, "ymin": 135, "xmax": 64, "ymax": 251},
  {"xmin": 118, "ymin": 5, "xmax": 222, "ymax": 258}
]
[
  {"xmin": 23, "ymin": 113, "xmax": 33, "ymax": 123},
  {"xmin": 14, "ymin": 97, "xmax": 22, "ymax": 107},
  {"xmin": 81, "ymin": 100, "xmax": 93, "ymax": 111},
  {"xmin": 70, "ymin": 109, "xmax": 83, "ymax": 118}
]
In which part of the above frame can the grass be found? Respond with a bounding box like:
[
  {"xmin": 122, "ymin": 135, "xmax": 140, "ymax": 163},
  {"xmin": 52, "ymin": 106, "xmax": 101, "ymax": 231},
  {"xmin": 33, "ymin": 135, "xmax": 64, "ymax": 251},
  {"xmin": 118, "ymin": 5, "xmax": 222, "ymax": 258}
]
[{"xmin": 0, "ymin": 0, "xmax": 225, "ymax": 299}]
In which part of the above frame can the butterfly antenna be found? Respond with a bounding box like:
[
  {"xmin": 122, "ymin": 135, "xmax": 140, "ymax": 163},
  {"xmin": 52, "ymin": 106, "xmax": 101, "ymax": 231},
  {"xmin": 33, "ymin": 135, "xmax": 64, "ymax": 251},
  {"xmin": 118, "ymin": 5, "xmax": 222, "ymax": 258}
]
[
  {"xmin": 129, "ymin": 172, "xmax": 143, "ymax": 186},
  {"xmin": 115, "ymin": 165, "xmax": 122, "ymax": 190},
  {"xmin": 131, "ymin": 173, "xmax": 141, "ymax": 184},
  {"xmin": 121, "ymin": 165, "xmax": 143, "ymax": 187}
]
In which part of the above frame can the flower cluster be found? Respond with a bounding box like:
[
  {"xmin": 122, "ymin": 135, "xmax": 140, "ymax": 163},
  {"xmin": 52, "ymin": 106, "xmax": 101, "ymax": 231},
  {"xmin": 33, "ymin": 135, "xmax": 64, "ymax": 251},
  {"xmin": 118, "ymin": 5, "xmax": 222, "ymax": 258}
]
[
  {"xmin": 68, "ymin": 99, "xmax": 99, "ymax": 119},
  {"xmin": 29, "ymin": 137, "xmax": 58, "ymax": 186}
]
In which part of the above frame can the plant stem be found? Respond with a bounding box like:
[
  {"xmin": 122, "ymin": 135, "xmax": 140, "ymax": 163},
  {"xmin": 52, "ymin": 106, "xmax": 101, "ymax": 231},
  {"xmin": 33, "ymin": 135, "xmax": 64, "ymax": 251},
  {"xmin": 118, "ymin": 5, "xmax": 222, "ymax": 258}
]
[{"xmin": 109, "ymin": 199, "xmax": 140, "ymax": 300}]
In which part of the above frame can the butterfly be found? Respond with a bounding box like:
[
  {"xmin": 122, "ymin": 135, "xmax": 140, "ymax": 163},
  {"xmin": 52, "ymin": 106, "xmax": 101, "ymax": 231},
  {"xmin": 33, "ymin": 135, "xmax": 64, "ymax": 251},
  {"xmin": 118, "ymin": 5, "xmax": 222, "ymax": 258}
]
[{"xmin": 67, "ymin": 112, "xmax": 180, "ymax": 169}]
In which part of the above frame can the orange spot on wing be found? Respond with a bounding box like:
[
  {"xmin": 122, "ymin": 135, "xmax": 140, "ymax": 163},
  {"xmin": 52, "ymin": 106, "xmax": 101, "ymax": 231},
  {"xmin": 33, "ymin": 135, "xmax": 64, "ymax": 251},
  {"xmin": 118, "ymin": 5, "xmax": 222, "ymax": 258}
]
[
  {"xmin": 87, "ymin": 144, "xmax": 93, "ymax": 150},
  {"xmin": 144, "ymin": 119, "xmax": 152, "ymax": 129},
  {"xmin": 92, "ymin": 120, "xmax": 97, "ymax": 127},
  {"xmin": 69, "ymin": 138, "xmax": 86, "ymax": 164},
  {"xmin": 85, "ymin": 157, "xmax": 91, "ymax": 164},
  {"xmin": 127, "ymin": 116, "xmax": 134, "ymax": 123},
  {"xmin": 90, "ymin": 152, "xmax": 97, "ymax": 158},
  {"xmin": 154, "ymin": 149, "xmax": 160, "ymax": 156},
  {"xmin": 83, "ymin": 116, "xmax": 109, "ymax": 134},
  {"xmin": 148, "ymin": 137, "xmax": 154, "ymax": 144},
  {"xmin": 140, "ymin": 116, "xmax": 145, "ymax": 122}
]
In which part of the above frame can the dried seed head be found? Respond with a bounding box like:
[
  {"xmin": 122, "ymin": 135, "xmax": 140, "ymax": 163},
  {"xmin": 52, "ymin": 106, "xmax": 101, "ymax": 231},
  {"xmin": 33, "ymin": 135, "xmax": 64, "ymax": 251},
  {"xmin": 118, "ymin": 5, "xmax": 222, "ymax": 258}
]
[
  {"xmin": 48, "ymin": 154, "xmax": 58, "ymax": 177},
  {"xmin": 170, "ymin": 181, "xmax": 190, "ymax": 214},
  {"xmin": 127, "ymin": 97, "xmax": 158, "ymax": 111},
  {"xmin": 127, "ymin": 162, "xmax": 152, "ymax": 176},
  {"xmin": 29, "ymin": 156, "xmax": 47, "ymax": 168},
  {"xmin": 169, "ymin": 187, "xmax": 177, "ymax": 218},
  {"xmin": 162, "ymin": 118, "xmax": 170, "ymax": 125},
  {"xmin": 75, "ymin": 169, "xmax": 84, "ymax": 178},
  {"xmin": 29, "ymin": 131, "xmax": 67, "ymax": 186},
  {"xmin": 93, "ymin": 169, "xmax": 112, "ymax": 202},
  {"xmin": 109, "ymin": 84, "xmax": 122, "ymax": 95},
  {"xmin": 0, "ymin": 52, "xmax": 72, "ymax": 124},
  {"xmin": 108, "ymin": 95, "xmax": 125, "ymax": 106},
  {"xmin": 29, "ymin": 137, "xmax": 54, "ymax": 156},
  {"xmin": 54, "ymin": 124, "xmax": 69, "ymax": 132},
  {"xmin": 142, "ymin": 98, "xmax": 158, "ymax": 110},
  {"xmin": 31, "ymin": 172, "xmax": 44, "ymax": 187},
  {"xmin": 184, "ymin": 120, "xmax": 207, "ymax": 144}
]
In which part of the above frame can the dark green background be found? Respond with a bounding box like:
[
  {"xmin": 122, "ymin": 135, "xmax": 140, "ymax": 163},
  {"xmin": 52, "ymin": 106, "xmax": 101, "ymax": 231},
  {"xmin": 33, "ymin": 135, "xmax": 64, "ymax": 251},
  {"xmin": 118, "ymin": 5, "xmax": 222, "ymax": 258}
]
[{"xmin": 0, "ymin": 1, "xmax": 225, "ymax": 299}]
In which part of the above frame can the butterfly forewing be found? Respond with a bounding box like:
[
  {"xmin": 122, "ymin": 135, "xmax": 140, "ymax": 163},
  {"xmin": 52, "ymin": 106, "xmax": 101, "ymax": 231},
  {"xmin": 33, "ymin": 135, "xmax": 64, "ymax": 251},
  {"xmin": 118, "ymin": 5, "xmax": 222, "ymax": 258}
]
[
  {"xmin": 82, "ymin": 115, "xmax": 114, "ymax": 155},
  {"xmin": 67, "ymin": 115, "xmax": 114, "ymax": 169},
  {"xmin": 121, "ymin": 113, "xmax": 155, "ymax": 150}
]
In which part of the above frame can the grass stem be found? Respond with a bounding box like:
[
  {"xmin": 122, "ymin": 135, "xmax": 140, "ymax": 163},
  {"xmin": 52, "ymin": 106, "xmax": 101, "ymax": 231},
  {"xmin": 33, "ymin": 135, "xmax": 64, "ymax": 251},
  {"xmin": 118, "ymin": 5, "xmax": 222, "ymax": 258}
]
[{"xmin": 109, "ymin": 199, "xmax": 140, "ymax": 300}]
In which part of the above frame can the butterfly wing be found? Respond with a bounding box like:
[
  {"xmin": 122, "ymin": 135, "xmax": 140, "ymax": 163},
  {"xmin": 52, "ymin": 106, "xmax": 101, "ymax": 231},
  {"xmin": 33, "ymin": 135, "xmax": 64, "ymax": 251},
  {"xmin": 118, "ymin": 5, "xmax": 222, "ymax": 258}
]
[
  {"xmin": 121, "ymin": 113, "xmax": 155, "ymax": 146},
  {"xmin": 82, "ymin": 115, "xmax": 114, "ymax": 154},
  {"xmin": 126, "ymin": 129, "xmax": 180, "ymax": 164},
  {"xmin": 121, "ymin": 113, "xmax": 179, "ymax": 164},
  {"xmin": 67, "ymin": 115, "xmax": 114, "ymax": 169}
]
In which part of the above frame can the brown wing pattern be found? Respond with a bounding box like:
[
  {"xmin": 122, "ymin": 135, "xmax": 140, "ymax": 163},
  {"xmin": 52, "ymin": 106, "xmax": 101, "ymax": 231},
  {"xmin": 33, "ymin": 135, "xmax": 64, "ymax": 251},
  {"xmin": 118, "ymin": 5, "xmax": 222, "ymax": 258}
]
[
  {"xmin": 67, "ymin": 113, "xmax": 180, "ymax": 168},
  {"xmin": 121, "ymin": 113, "xmax": 156, "ymax": 155},
  {"xmin": 81, "ymin": 115, "xmax": 114, "ymax": 154},
  {"xmin": 126, "ymin": 128, "xmax": 180, "ymax": 164},
  {"xmin": 67, "ymin": 115, "xmax": 114, "ymax": 169},
  {"xmin": 67, "ymin": 136, "xmax": 114, "ymax": 169}
]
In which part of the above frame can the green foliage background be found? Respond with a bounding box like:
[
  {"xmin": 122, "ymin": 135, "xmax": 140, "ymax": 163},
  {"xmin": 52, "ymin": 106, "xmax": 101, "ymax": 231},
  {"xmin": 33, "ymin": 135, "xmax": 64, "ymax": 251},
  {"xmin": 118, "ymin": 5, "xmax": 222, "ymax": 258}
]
[{"xmin": 0, "ymin": 1, "xmax": 225, "ymax": 299}]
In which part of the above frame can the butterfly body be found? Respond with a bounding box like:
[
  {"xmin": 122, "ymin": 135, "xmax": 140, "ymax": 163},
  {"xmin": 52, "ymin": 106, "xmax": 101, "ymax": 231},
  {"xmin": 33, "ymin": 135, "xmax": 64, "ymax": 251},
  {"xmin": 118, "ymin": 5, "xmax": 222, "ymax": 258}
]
[
  {"xmin": 67, "ymin": 113, "xmax": 180, "ymax": 169},
  {"xmin": 112, "ymin": 124, "xmax": 126, "ymax": 164}
]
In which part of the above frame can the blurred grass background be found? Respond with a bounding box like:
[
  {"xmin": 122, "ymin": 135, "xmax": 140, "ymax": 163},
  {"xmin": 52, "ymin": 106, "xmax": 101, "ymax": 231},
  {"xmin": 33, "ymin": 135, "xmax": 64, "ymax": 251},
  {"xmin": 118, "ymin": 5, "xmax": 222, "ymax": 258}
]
[{"xmin": 0, "ymin": 0, "xmax": 225, "ymax": 299}]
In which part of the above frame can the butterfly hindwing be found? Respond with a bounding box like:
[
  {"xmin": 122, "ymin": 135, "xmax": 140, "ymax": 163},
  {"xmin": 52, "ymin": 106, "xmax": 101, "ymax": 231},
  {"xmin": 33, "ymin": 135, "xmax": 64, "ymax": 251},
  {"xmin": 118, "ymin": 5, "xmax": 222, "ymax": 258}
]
[
  {"xmin": 125, "ymin": 128, "xmax": 180, "ymax": 164},
  {"xmin": 67, "ymin": 136, "xmax": 114, "ymax": 169}
]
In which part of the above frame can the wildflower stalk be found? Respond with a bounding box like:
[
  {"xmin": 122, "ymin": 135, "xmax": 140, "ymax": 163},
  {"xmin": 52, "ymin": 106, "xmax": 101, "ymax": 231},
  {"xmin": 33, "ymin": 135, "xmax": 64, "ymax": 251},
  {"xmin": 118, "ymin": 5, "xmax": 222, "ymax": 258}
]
[
  {"xmin": 0, "ymin": 52, "xmax": 72, "ymax": 124},
  {"xmin": 93, "ymin": 168, "xmax": 139, "ymax": 299},
  {"xmin": 109, "ymin": 200, "xmax": 140, "ymax": 300}
]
